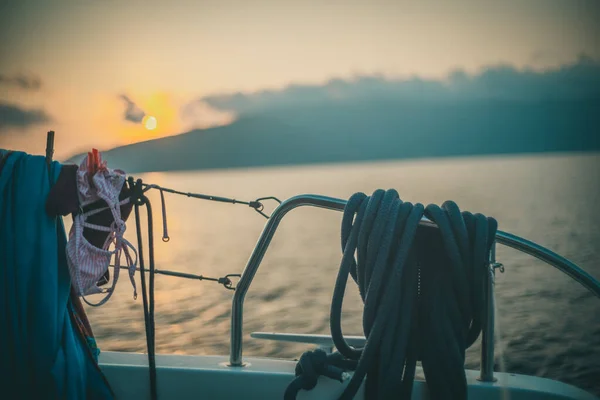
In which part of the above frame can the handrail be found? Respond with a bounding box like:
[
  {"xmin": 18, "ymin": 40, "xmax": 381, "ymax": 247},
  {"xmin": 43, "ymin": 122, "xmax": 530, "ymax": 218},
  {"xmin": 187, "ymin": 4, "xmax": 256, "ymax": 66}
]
[
  {"xmin": 228, "ymin": 194, "xmax": 600, "ymax": 375},
  {"xmin": 229, "ymin": 195, "xmax": 345, "ymax": 367},
  {"xmin": 495, "ymin": 231, "xmax": 600, "ymax": 298}
]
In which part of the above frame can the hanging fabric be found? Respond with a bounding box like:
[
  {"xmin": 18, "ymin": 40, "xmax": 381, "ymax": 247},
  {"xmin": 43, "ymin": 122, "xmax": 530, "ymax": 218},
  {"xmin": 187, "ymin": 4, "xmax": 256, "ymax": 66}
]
[{"xmin": 0, "ymin": 150, "xmax": 114, "ymax": 399}]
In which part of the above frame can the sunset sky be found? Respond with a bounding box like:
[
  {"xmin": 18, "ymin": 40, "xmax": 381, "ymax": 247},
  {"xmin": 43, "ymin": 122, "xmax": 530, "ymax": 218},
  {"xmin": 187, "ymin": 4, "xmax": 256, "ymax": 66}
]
[{"xmin": 1, "ymin": 0, "xmax": 599, "ymax": 160}]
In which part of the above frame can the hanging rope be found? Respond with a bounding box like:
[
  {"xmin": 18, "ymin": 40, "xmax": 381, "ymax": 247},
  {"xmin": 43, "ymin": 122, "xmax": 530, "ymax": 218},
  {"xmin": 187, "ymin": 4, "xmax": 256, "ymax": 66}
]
[
  {"xmin": 157, "ymin": 188, "xmax": 170, "ymax": 242},
  {"xmin": 129, "ymin": 177, "xmax": 158, "ymax": 400},
  {"xmin": 286, "ymin": 189, "xmax": 497, "ymax": 400},
  {"xmin": 121, "ymin": 177, "xmax": 276, "ymax": 400}
]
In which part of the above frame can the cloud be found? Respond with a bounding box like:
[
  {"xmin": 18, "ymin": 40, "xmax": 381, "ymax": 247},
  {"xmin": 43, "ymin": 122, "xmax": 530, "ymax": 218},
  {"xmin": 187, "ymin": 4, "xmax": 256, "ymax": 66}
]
[
  {"xmin": 0, "ymin": 102, "xmax": 51, "ymax": 130},
  {"xmin": 0, "ymin": 73, "xmax": 42, "ymax": 91},
  {"xmin": 180, "ymin": 100, "xmax": 237, "ymax": 131},
  {"xmin": 193, "ymin": 55, "xmax": 600, "ymax": 116},
  {"xmin": 119, "ymin": 94, "xmax": 146, "ymax": 123}
]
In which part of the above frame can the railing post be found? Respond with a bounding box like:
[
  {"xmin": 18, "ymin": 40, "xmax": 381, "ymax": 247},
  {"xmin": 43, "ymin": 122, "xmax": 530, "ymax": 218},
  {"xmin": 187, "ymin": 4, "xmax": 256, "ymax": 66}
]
[
  {"xmin": 479, "ymin": 241, "xmax": 497, "ymax": 382},
  {"xmin": 228, "ymin": 195, "xmax": 347, "ymax": 367}
]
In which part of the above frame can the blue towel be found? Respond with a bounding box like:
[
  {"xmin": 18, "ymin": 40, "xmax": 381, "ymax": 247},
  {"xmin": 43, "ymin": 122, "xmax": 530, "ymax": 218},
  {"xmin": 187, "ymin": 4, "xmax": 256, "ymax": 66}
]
[{"xmin": 0, "ymin": 150, "xmax": 113, "ymax": 399}]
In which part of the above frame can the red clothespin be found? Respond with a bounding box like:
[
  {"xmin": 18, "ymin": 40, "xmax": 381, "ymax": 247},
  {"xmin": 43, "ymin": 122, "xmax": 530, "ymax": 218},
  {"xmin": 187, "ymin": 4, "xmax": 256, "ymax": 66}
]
[
  {"xmin": 86, "ymin": 148, "xmax": 107, "ymax": 176},
  {"xmin": 85, "ymin": 148, "xmax": 108, "ymax": 189}
]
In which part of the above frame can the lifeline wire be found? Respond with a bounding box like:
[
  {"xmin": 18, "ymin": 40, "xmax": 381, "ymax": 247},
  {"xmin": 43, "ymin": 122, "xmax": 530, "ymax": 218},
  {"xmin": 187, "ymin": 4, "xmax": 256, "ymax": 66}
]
[
  {"xmin": 141, "ymin": 183, "xmax": 281, "ymax": 220},
  {"xmin": 110, "ymin": 265, "xmax": 240, "ymax": 291},
  {"xmin": 285, "ymin": 189, "xmax": 497, "ymax": 400},
  {"xmin": 136, "ymin": 182, "xmax": 280, "ymax": 244}
]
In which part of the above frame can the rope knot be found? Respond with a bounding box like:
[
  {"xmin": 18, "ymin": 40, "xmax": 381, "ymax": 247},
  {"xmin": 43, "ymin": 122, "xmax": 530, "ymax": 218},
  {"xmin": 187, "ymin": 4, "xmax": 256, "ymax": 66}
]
[
  {"xmin": 285, "ymin": 349, "xmax": 349, "ymax": 400},
  {"xmin": 296, "ymin": 350, "xmax": 347, "ymax": 388},
  {"xmin": 128, "ymin": 177, "xmax": 145, "ymax": 206}
]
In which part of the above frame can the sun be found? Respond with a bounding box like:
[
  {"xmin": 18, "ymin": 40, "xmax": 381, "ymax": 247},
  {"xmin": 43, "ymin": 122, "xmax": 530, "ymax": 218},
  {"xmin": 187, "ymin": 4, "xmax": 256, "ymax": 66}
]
[{"xmin": 143, "ymin": 115, "xmax": 157, "ymax": 130}]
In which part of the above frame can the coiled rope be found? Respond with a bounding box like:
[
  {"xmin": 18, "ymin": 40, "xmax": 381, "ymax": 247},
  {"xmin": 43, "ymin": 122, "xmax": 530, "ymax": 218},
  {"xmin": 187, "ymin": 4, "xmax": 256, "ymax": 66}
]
[
  {"xmin": 129, "ymin": 177, "xmax": 158, "ymax": 400},
  {"xmin": 286, "ymin": 189, "xmax": 497, "ymax": 399}
]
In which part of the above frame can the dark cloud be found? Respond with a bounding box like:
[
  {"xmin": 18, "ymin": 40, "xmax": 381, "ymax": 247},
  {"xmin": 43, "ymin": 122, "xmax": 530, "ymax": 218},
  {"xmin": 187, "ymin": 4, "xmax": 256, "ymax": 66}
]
[
  {"xmin": 193, "ymin": 55, "xmax": 600, "ymax": 115},
  {"xmin": 0, "ymin": 102, "xmax": 50, "ymax": 130},
  {"xmin": 119, "ymin": 94, "xmax": 145, "ymax": 123},
  {"xmin": 446, "ymin": 54, "xmax": 600, "ymax": 102},
  {"xmin": 0, "ymin": 73, "xmax": 42, "ymax": 91}
]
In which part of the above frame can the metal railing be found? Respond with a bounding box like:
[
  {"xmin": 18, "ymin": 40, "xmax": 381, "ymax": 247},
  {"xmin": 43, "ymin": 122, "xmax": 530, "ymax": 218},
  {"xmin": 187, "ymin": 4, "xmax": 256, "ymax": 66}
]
[{"xmin": 228, "ymin": 194, "xmax": 600, "ymax": 382}]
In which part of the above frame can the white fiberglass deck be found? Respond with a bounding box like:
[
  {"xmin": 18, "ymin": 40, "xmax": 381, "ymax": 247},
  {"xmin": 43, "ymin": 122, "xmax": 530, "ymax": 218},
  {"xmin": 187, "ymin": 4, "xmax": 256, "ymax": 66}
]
[{"xmin": 99, "ymin": 351, "xmax": 598, "ymax": 400}]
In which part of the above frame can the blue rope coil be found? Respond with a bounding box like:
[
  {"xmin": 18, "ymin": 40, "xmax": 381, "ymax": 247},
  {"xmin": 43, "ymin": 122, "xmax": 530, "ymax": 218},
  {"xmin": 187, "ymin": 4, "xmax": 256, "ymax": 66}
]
[{"xmin": 286, "ymin": 189, "xmax": 497, "ymax": 399}]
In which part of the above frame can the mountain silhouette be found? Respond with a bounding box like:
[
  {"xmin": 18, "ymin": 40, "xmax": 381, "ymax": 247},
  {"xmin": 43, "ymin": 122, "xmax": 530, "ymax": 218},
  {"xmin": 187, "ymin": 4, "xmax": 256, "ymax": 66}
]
[{"xmin": 68, "ymin": 96, "xmax": 600, "ymax": 173}]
